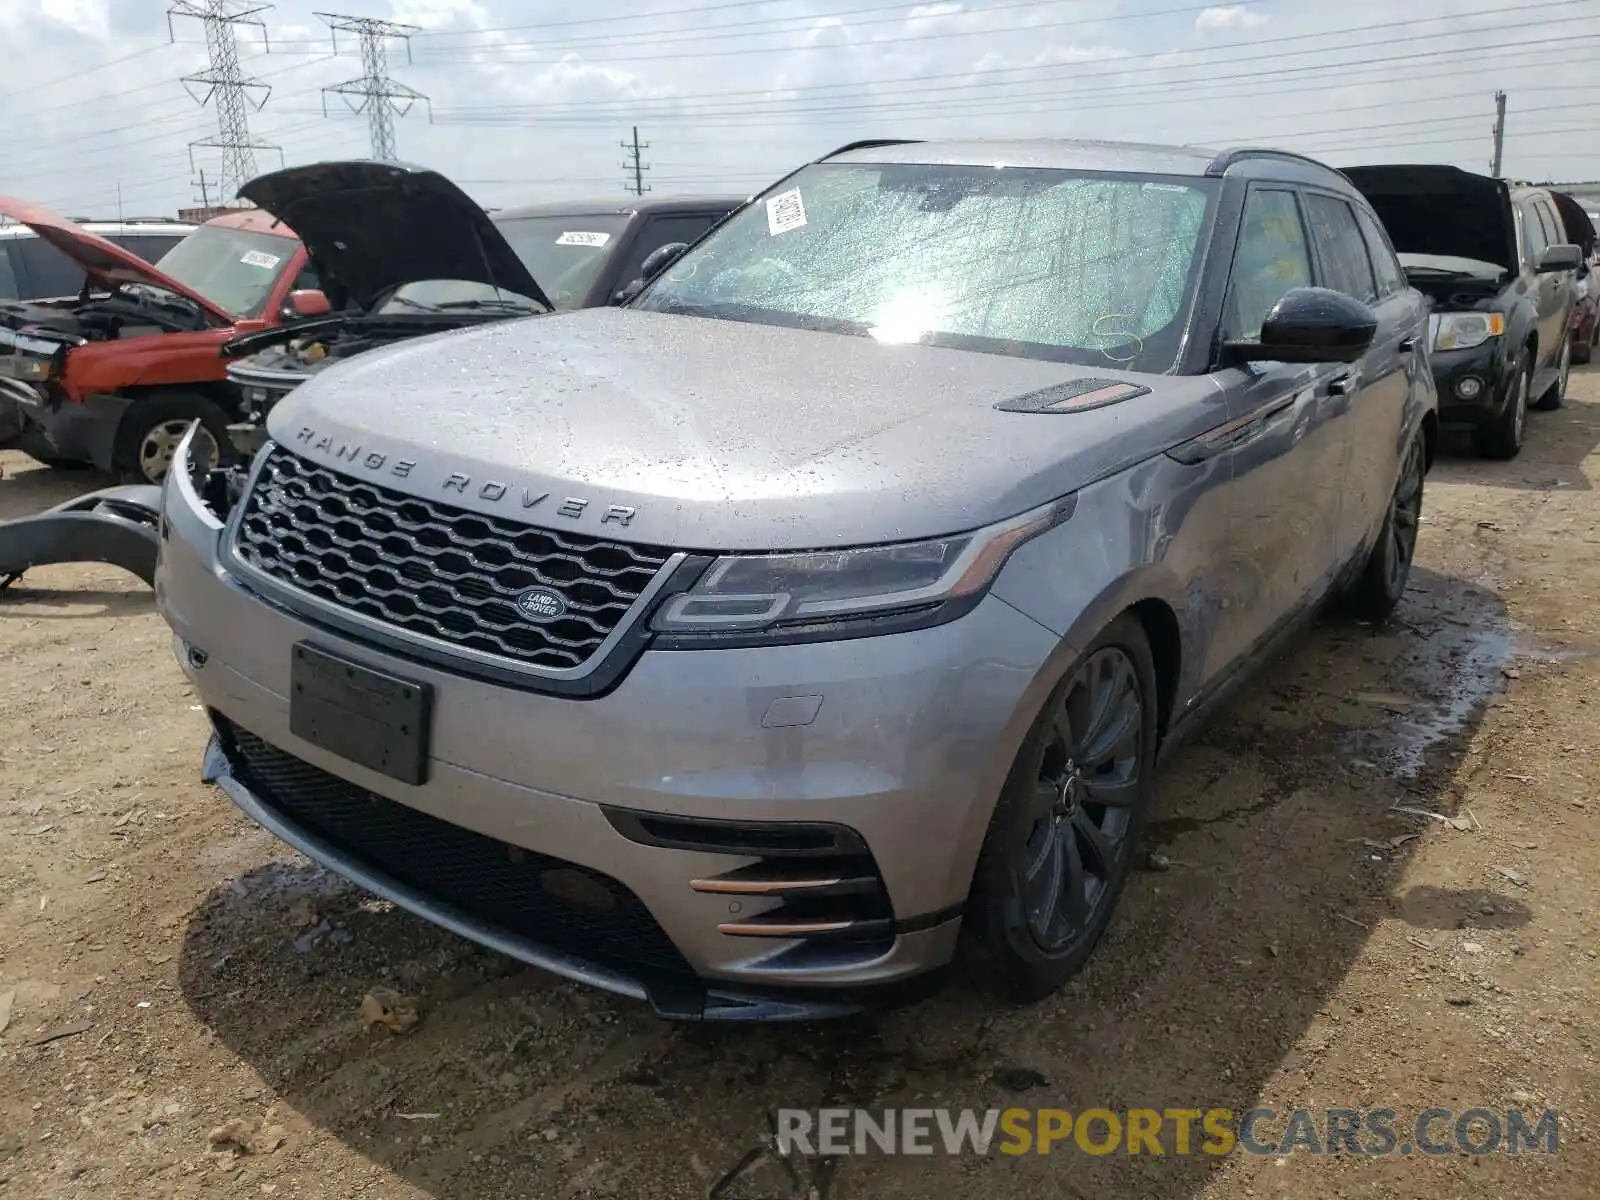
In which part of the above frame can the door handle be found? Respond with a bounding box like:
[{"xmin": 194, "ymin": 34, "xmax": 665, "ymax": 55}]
[
  {"xmin": 1326, "ymin": 374, "xmax": 1354, "ymax": 396},
  {"xmin": 1398, "ymin": 337, "xmax": 1417, "ymax": 353}
]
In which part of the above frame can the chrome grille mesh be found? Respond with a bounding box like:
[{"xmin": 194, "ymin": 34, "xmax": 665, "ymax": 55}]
[{"xmin": 232, "ymin": 447, "xmax": 671, "ymax": 671}]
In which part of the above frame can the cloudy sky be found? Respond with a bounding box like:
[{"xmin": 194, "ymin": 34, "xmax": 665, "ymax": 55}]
[{"xmin": 1, "ymin": 0, "xmax": 1596, "ymax": 219}]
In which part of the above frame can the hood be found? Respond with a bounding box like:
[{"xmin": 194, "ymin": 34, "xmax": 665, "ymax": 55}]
[
  {"xmin": 237, "ymin": 160, "xmax": 552, "ymax": 312},
  {"xmin": 1550, "ymin": 190, "xmax": 1596, "ymax": 258},
  {"xmin": 0, "ymin": 196, "xmax": 233, "ymax": 321},
  {"xmin": 266, "ymin": 307, "xmax": 1228, "ymax": 551},
  {"xmin": 1342, "ymin": 164, "xmax": 1518, "ymax": 274}
]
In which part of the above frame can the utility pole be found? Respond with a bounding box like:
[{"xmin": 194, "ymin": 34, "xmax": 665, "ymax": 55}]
[
  {"xmin": 168, "ymin": 1, "xmax": 280, "ymax": 201},
  {"xmin": 621, "ymin": 126, "xmax": 651, "ymax": 197},
  {"xmin": 316, "ymin": 12, "xmax": 429, "ymax": 161},
  {"xmin": 1490, "ymin": 90, "xmax": 1507, "ymax": 178},
  {"xmin": 192, "ymin": 169, "xmax": 212, "ymax": 210}
]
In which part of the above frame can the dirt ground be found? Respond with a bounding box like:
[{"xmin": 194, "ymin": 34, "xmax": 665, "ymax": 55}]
[{"xmin": 1, "ymin": 373, "xmax": 1599, "ymax": 1200}]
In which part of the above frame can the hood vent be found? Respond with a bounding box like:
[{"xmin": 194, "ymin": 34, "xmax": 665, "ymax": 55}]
[{"xmin": 995, "ymin": 378, "xmax": 1151, "ymax": 414}]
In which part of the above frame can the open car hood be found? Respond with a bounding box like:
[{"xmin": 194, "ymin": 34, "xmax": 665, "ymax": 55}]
[
  {"xmin": 1342, "ymin": 164, "xmax": 1519, "ymax": 274},
  {"xmin": 1549, "ymin": 190, "xmax": 1597, "ymax": 258},
  {"xmin": 0, "ymin": 195, "xmax": 233, "ymax": 321},
  {"xmin": 238, "ymin": 160, "xmax": 552, "ymax": 312}
]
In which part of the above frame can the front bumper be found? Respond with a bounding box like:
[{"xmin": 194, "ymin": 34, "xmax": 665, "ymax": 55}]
[
  {"xmin": 156, "ymin": 443, "xmax": 1059, "ymax": 1019},
  {"xmin": 1428, "ymin": 341, "xmax": 1510, "ymax": 428}
]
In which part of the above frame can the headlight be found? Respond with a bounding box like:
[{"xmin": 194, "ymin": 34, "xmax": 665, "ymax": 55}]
[
  {"xmin": 651, "ymin": 498, "xmax": 1075, "ymax": 643},
  {"xmin": 1433, "ymin": 312, "xmax": 1504, "ymax": 351}
]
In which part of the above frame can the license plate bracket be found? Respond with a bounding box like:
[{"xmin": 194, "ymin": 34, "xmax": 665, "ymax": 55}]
[{"xmin": 289, "ymin": 642, "xmax": 431, "ymax": 785}]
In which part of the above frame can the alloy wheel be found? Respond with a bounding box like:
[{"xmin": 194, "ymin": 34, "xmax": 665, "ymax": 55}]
[
  {"xmin": 1512, "ymin": 369, "xmax": 1529, "ymax": 447},
  {"xmin": 1019, "ymin": 646, "xmax": 1143, "ymax": 953},
  {"xmin": 1383, "ymin": 438, "xmax": 1424, "ymax": 594},
  {"xmin": 139, "ymin": 419, "xmax": 218, "ymax": 484}
]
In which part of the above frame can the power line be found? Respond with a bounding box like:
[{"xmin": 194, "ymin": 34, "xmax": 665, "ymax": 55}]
[
  {"xmin": 2, "ymin": 46, "xmax": 331, "ymax": 118},
  {"xmin": 621, "ymin": 126, "xmax": 652, "ymax": 197},
  {"xmin": 421, "ymin": 37, "xmax": 1600, "ymax": 132},
  {"xmin": 410, "ymin": 0, "xmax": 1591, "ymax": 66},
  {"xmin": 409, "ymin": 0, "xmax": 1242, "ymax": 41},
  {"xmin": 411, "ymin": 12, "xmax": 1597, "ymax": 122},
  {"xmin": 167, "ymin": 0, "xmax": 280, "ymax": 200},
  {"xmin": 0, "ymin": 42, "xmax": 175, "ymax": 99},
  {"xmin": 411, "ymin": 0, "xmax": 1244, "ymax": 58},
  {"xmin": 315, "ymin": 12, "xmax": 429, "ymax": 161}
]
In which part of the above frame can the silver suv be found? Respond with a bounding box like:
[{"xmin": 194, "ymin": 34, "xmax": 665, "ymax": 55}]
[{"xmin": 156, "ymin": 139, "xmax": 1436, "ymax": 1020}]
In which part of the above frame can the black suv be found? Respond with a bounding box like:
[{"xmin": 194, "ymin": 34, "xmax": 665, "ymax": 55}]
[{"xmin": 1345, "ymin": 165, "xmax": 1584, "ymax": 460}]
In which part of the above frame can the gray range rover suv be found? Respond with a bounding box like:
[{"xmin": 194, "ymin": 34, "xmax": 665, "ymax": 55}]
[{"xmin": 155, "ymin": 138, "xmax": 1436, "ymax": 1020}]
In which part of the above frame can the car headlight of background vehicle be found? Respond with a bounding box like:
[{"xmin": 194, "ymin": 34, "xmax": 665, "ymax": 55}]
[
  {"xmin": 650, "ymin": 497, "xmax": 1075, "ymax": 642},
  {"xmin": 1432, "ymin": 312, "xmax": 1504, "ymax": 351}
]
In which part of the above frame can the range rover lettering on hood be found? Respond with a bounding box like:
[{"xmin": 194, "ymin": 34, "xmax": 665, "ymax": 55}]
[{"xmin": 289, "ymin": 426, "xmax": 639, "ymax": 528}]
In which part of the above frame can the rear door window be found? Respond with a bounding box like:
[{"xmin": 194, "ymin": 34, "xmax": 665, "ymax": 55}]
[
  {"xmin": 1304, "ymin": 193, "xmax": 1378, "ymax": 303},
  {"xmin": 116, "ymin": 234, "xmax": 185, "ymax": 264},
  {"xmin": 1522, "ymin": 201, "xmax": 1552, "ymax": 264},
  {"xmin": 0, "ymin": 243, "xmax": 21, "ymax": 300},
  {"xmin": 12, "ymin": 237, "xmax": 89, "ymax": 298},
  {"xmin": 1353, "ymin": 206, "xmax": 1407, "ymax": 298}
]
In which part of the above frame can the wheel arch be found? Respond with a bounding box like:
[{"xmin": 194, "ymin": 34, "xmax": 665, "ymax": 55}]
[
  {"xmin": 1420, "ymin": 408, "xmax": 1439, "ymax": 472},
  {"xmin": 110, "ymin": 385, "xmax": 236, "ymax": 481},
  {"xmin": 943, "ymin": 579, "xmax": 1190, "ymax": 910}
]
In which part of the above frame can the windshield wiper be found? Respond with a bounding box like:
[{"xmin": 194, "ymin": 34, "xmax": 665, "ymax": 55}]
[
  {"xmin": 434, "ymin": 298, "xmax": 549, "ymax": 313},
  {"xmin": 385, "ymin": 295, "xmax": 445, "ymax": 313}
]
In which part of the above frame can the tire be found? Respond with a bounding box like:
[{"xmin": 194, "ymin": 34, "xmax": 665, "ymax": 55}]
[
  {"xmin": 112, "ymin": 391, "xmax": 233, "ymax": 485},
  {"xmin": 1342, "ymin": 430, "xmax": 1425, "ymax": 622},
  {"xmin": 958, "ymin": 614, "xmax": 1158, "ymax": 1004},
  {"xmin": 1531, "ymin": 334, "xmax": 1570, "ymax": 411},
  {"xmin": 1475, "ymin": 349, "xmax": 1531, "ymax": 460},
  {"xmin": 1573, "ymin": 322, "xmax": 1594, "ymax": 365}
]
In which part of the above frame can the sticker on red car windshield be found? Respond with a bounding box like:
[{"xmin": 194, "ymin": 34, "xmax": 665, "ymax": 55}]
[
  {"xmin": 766, "ymin": 188, "xmax": 807, "ymax": 235},
  {"xmin": 240, "ymin": 250, "xmax": 281, "ymax": 270},
  {"xmin": 556, "ymin": 231, "xmax": 611, "ymax": 247}
]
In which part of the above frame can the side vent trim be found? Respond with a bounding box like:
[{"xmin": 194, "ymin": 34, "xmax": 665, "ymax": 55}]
[{"xmin": 995, "ymin": 378, "xmax": 1152, "ymax": 414}]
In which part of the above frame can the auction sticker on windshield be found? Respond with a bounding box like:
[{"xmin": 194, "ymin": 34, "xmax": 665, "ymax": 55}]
[
  {"xmin": 766, "ymin": 188, "xmax": 807, "ymax": 235},
  {"xmin": 556, "ymin": 231, "xmax": 611, "ymax": 247},
  {"xmin": 240, "ymin": 250, "xmax": 281, "ymax": 269}
]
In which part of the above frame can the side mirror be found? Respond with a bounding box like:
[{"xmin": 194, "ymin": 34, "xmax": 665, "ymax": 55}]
[
  {"xmin": 1220, "ymin": 287, "xmax": 1378, "ymax": 366},
  {"xmin": 639, "ymin": 242, "xmax": 689, "ymax": 284},
  {"xmin": 284, "ymin": 288, "xmax": 331, "ymax": 318},
  {"xmin": 1537, "ymin": 243, "xmax": 1583, "ymax": 274}
]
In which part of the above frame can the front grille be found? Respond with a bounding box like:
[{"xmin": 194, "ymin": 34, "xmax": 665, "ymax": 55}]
[
  {"xmin": 217, "ymin": 718, "xmax": 696, "ymax": 982},
  {"xmin": 233, "ymin": 447, "xmax": 672, "ymax": 672}
]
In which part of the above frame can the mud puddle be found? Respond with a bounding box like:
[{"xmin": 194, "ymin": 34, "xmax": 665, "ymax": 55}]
[{"xmin": 1341, "ymin": 574, "xmax": 1585, "ymax": 780}]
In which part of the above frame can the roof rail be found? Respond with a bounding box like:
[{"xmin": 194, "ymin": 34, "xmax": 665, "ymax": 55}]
[
  {"xmin": 817, "ymin": 138, "xmax": 924, "ymax": 162},
  {"xmin": 1205, "ymin": 147, "xmax": 1341, "ymax": 178}
]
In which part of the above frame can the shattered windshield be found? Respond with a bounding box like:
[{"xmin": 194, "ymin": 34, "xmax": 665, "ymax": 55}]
[
  {"xmin": 634, "ymin": 163, "xmax": 1215, "ymax": 371},
  {"xmin": 153, "ymin": 225, "xmax": 297, "ymax": 317},
  {"xmin": 492, "ymin": 214, "xmax": 631, "ymax": 309}
]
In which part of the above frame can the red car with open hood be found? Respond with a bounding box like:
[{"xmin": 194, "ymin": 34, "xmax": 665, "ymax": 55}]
[{"xmin": 0, "ymin": 199, "xmax": 314, "ymax": 483}]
